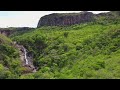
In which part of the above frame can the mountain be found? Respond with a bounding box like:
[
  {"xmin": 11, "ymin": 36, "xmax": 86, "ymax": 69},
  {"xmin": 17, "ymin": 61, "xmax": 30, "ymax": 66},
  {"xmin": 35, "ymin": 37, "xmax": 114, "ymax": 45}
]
[
  {"xmin": 37, "ymin": 11, "xmax": 120, "ymax": 28},
  {"xmin": 0, "ymin": 11, "xmax": 120, "ymax": 79},
  {"xmin": 37, "ymin": 11, "xmax": 94, "ymax": 27},
  {"xmin": 12, "ymin": 11, "xmax": 120, "ymax": 78}
]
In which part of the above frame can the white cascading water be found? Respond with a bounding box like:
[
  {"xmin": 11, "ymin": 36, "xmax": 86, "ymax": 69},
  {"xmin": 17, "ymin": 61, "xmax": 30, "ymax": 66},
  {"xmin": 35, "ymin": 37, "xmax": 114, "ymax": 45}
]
[
  {"xmin": 14, "ymin": 42, "xmax": 37, "ymax": 72},
  {"xmin": 23, "ymin": 47, "xmax": 29, "ymax": 65}
]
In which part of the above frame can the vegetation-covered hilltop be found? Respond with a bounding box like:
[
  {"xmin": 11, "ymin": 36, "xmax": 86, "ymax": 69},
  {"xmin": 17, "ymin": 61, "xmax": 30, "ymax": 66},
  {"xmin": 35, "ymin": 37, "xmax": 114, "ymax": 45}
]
[{"xmin": 0, "ymin": 11, "xmax": 120, "ymax": 79}]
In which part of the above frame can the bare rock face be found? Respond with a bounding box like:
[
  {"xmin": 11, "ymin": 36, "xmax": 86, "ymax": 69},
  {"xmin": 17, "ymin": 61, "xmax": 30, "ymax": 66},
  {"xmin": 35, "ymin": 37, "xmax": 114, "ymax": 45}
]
[
  {"xmin": 0, "ymin": 30, "xmax": 12, "ymax": 36},
  {"xmin": 0, "ymin": 27, "xmax": 34, "ymax": 37},
  {"xmin": 37, "ymin": 11, "xmax": 94, "ymax": 27}
]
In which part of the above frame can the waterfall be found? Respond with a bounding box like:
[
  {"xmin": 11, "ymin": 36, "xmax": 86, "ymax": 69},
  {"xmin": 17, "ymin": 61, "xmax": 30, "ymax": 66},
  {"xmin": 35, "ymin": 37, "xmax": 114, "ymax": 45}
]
[
  {"xmin": 14, "ymin": 42, "xmax": 37, "ymax": 73},
  {"xmin": 23, "ymin": 47, "xmax": 29, "ymax": 65}
]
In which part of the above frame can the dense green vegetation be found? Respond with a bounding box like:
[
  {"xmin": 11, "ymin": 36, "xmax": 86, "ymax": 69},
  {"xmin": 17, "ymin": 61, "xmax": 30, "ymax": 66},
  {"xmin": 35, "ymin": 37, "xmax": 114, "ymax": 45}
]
[
  {"xmin": 0, "ymin": 11, "xmax": 120, "ymax": 79},
  {"xmin": 11, "ymin": 21, "xmax": 120, "ymax": 79},
  {"xmin": 0, "ymin": 34, "xmax": 24, "ymax": 79}
]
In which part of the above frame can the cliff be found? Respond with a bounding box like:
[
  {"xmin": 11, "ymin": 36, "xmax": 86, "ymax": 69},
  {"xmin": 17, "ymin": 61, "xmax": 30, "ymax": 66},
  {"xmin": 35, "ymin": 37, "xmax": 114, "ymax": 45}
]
[
  {"xmin": 0, "ymin": 27, "xmax": 34, "ymax": 37},
  {"xmin": 37, "ymin": 11, "xmax": 94, "ymax": 27}
]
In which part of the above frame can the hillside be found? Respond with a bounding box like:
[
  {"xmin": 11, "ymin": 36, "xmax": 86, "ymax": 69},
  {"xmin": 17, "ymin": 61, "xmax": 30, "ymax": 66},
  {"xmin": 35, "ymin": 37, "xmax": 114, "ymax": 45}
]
[
  {"xmin": 0, "ymin": 11, "xmax": 120, "ymax": 79},
  {"xmin": 0, "ymin": 34, "xmax": 22, "ymax": 79},
  {"xmin": 12, "ymin": 22, "xmax": 120, "ymax": 79},
  {"xmin": 0, "ymin": 33, "xmax": 37, "ymax": 79}
]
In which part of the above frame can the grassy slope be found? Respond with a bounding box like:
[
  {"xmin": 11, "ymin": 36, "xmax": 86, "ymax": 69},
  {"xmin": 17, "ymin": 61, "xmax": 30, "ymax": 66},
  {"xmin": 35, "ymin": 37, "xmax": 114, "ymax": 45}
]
[
  {"xmin": 12, "ymin": 23, "xmax": 120, "ymax": 79},
  {"xmin": 0, "ymin": 34, "xmax": 23, "ymax": 79}
]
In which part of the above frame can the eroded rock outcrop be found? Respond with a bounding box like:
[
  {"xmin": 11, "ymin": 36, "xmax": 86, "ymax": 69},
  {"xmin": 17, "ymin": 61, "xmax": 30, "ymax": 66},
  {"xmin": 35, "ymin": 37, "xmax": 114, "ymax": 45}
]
[
  {"xmin": 37, "ymin": 11, "xmax": 94, "ymax": 27},
  {"xmin": 0, "ymin": 27, "xmax": 34, "ymax": 37}
]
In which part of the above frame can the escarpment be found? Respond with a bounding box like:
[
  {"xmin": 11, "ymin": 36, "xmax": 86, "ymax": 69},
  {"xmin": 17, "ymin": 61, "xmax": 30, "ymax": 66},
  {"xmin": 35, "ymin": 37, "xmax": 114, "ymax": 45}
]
[
  {"xmin": 0, "ymin": 27, "xmax": 34, "ymax": 37},
  {"xmin": 37, "ymin": 11, "xmax": 94, "ymax": 27}
]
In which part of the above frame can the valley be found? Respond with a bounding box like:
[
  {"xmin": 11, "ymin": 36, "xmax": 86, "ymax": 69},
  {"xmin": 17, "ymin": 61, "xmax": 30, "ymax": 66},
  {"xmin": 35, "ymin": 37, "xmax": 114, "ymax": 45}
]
[{"xmin": 0, "ymin": 11, "xmax": 120, "ymax": 79}]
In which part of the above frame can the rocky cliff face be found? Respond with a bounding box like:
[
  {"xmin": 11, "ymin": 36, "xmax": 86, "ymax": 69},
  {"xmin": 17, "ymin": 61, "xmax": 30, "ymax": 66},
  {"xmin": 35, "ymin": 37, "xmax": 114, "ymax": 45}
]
[
  {"xmin": 37, "ymin": 11, "xmax": 94, "ymax": 27},
  {"xmin": 0, "ymin": 30, "xmax": 13, "ymax": 36},
  {"xmin": 0, "ymin": 27, "xmax": 34, "ymax": 37}
]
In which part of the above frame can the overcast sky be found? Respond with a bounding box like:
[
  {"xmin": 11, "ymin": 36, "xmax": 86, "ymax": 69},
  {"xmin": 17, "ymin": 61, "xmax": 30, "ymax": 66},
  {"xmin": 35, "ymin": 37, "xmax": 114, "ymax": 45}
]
[{"xmin": 0, "ymin": 11, "xmax": 109, "ymax": 28}]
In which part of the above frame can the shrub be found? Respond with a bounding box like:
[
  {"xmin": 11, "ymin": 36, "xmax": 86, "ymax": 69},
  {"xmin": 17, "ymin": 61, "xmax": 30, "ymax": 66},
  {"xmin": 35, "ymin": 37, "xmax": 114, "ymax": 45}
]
[{"xmin": 63, "ymin": 32, "xmax": 69, "ymax": 38}]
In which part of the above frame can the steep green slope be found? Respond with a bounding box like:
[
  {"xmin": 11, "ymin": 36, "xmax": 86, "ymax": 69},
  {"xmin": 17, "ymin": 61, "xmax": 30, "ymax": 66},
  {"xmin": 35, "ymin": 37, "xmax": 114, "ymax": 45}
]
[
  {"xmin": 12, "ymin": 22, "xmax": 120, "ymax": 79},
  {"xmin": 0, "ymin": 34, "xmax": 23, "ymax": 79}
]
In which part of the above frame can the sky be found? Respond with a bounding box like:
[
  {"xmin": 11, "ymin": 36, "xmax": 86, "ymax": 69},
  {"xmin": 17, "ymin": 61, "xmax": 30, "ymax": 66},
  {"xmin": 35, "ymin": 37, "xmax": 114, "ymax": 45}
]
[{"xmin": 0, "ymin": 11, "xmax": 109, "ymax": 28}]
